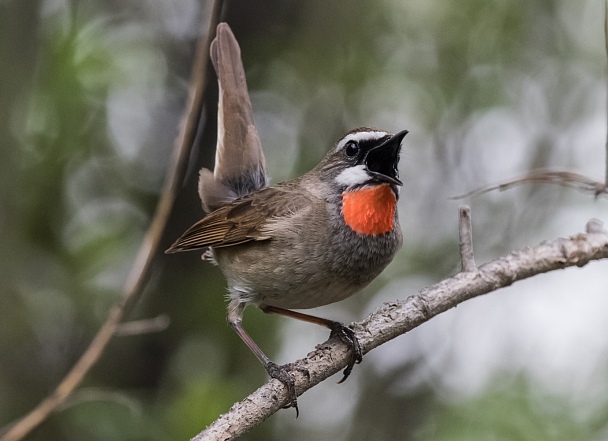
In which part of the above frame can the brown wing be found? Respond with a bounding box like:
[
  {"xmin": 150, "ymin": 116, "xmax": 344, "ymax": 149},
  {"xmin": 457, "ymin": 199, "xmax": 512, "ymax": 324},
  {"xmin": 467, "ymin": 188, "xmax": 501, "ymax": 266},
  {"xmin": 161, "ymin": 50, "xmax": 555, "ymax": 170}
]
[{"xmin": 165, "ymin": 187, "xmax": 311, "ymax": 253}]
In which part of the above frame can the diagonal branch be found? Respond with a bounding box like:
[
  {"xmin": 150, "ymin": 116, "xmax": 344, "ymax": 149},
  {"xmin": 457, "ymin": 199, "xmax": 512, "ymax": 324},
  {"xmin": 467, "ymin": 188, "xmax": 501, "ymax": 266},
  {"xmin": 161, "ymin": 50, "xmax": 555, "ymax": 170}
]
[
  {"xmin": 0, "ymin": 2, "xmax": 224, "ymax": 440},
  {"xmin": 194, "ymin": 218, "xmax": 608, "ymax": 441}
]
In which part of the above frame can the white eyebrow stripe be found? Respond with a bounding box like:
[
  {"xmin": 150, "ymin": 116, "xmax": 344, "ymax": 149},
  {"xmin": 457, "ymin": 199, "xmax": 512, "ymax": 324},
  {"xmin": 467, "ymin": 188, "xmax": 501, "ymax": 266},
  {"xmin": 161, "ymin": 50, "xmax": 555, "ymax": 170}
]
[
  {"xmin": 334, "ymin": 165, "xmax": 369, "ymax": 187},
  {"xmin": 335, "ymin": 131, "xmax": 389, "ymax": 152}
]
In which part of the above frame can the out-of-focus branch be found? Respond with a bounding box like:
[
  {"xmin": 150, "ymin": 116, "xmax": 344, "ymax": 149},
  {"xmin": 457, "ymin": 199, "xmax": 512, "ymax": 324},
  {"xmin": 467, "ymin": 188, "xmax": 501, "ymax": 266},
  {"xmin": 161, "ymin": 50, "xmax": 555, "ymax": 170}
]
[
  {"xmin": 114, "ymin": 314, "xmax": 171, "ymax": 337},
  {"xmin": 194, "ymin": 218, "xmax": 608, "ymax": 441},
  {"xmin": 0, "ymin": 2, "xmax": 224, "ymax": 440},
  {"xmin": 451, "ymin": 169, "xmax": 608, "ymax": 200}
]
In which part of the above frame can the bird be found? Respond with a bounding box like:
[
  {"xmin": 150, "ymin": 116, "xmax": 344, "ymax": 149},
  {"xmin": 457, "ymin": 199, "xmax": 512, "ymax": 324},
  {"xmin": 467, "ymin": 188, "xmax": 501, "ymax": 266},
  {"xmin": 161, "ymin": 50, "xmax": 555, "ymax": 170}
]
[{"xmin": 166, "ymin": 23, "xmax": 407, "ymax": 414}]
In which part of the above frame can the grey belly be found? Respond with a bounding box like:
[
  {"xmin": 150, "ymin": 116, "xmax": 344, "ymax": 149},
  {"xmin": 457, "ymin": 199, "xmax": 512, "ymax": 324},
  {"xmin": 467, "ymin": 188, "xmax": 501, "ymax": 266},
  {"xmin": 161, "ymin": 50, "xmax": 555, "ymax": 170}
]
[{"xmin": 214, "ymin": 229, "xmax": 400, "ymax": 309}]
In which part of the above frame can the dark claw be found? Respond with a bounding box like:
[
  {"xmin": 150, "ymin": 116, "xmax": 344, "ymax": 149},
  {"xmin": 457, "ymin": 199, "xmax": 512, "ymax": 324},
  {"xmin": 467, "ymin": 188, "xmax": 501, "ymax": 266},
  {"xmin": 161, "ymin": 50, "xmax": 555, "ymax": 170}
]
[
  {"xmin": 329, "ymin": 323, "xmax": 363, "ymax": 384},
  {"xmin": 265, "ymin": 361, "xmax": 299, "ymax": 417}
]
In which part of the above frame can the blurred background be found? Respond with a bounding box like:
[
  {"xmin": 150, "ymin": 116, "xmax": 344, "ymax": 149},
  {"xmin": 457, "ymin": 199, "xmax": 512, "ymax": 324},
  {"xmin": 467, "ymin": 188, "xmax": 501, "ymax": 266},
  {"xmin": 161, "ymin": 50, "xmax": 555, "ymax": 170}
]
[{"xmin": 1, "ymin": 0, "xmax": 608, "ymax": 439}]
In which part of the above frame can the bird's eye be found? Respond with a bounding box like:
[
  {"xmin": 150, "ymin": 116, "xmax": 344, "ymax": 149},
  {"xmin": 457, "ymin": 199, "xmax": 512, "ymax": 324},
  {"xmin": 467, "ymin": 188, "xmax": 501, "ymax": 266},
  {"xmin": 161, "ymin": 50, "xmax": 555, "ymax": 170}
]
[{"xmin": 344, "ymin": 141, "xmax": 359, "ymax": 157}]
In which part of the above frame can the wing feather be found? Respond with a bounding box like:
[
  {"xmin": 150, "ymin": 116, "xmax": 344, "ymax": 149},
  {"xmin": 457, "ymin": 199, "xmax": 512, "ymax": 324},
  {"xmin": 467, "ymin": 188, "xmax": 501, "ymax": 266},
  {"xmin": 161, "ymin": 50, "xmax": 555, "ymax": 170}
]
[{"xmin": 165, "ymin": 187, "xmax": 311, "ymax": 253}]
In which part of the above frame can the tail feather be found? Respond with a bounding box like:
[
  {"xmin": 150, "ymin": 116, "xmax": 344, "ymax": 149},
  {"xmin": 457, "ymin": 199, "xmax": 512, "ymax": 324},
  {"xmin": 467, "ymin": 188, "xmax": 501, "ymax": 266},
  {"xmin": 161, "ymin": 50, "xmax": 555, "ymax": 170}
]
[{"xmin": 201, "ymin": 23, "xmax": 268, "ymax": 213}]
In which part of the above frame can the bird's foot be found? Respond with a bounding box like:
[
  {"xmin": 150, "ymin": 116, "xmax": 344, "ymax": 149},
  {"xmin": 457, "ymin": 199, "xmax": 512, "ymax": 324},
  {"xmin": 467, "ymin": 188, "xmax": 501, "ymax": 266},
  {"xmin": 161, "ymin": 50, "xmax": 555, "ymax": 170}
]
[
  {"xmin": 265, "ymin": 361, "xmax": 300, "ymax": 417},
  {"xmin": 329, "ymin": 323, "xmax": 363, "ymax": 384}
]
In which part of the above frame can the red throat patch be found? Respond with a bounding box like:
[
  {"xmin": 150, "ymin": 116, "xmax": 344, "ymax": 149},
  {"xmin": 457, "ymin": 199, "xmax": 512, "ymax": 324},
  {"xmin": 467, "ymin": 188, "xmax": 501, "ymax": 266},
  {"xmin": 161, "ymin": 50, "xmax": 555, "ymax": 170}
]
[{"xmin": 341, "ymin": 185, "xmax": 396, "ymax": 235}]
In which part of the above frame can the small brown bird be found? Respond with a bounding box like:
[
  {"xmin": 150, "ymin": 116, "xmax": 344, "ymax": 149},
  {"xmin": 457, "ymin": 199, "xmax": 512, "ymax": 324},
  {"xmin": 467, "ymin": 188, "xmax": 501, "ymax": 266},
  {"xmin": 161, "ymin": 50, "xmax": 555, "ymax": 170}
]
[{"xmin": 166, "ymin": 23, "xmax": 407, "ymax": 413}]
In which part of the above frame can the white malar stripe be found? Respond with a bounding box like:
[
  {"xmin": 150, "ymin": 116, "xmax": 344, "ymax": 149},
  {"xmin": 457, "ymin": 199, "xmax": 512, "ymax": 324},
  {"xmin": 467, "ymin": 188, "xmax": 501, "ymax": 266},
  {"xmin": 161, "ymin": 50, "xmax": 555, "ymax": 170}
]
[
  {"xmin": 335, "ymin": 130, "xmax": 389, "ymax": 152},
  {"xmin": 335, "ymin": 165, "xmax": 369, "ymax": 187}
]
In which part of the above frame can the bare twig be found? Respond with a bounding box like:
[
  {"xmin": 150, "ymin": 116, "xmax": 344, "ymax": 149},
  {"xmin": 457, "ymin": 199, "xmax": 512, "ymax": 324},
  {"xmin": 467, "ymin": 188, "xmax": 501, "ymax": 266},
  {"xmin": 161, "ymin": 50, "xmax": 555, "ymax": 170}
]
[
  {"xmin": 114, "ymin": 314, "xmax": 171, "ymax": 337},
  {"xmin": 0, "ymin": 2, "xmax": 224, "ymax": 440},
  {"xmin": 458, "ymin": 205, "xmax": 477, "ymax": 272},
  {"xmin": 194, "ymin": 220, "xmax": 608, "ymax": 441},
  {"xmin": 451, "ymin": 170, "xmax": 608, "ymax": 200}
]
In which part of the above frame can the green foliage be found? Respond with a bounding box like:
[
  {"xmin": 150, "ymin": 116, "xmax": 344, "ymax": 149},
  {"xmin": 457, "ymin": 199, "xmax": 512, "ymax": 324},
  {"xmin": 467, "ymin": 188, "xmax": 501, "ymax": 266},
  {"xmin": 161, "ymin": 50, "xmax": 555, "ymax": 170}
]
[{"xmin": 418, "ymin": 374, "xmax": 608, "ymax": 441}]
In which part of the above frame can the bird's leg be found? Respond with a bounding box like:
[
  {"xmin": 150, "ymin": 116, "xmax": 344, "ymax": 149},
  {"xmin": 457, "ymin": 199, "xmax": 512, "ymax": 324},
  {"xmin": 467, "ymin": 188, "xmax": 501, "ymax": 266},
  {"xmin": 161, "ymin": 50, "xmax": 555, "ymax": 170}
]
[
  {"xmin": 260, "ymin": 304, "xmax": 363, "ymax": 383},
  {"xmin": 227, "ymin": 299, "xmax": 299, "ymax": 416}
]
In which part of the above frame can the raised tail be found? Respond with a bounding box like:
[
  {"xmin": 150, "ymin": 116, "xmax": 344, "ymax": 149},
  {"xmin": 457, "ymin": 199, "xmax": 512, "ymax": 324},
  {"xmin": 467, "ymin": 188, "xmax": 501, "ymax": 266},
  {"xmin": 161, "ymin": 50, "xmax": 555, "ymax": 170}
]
[{"xmin": 199, "ymin": 23, "xmax": 268, "ymax": 213}]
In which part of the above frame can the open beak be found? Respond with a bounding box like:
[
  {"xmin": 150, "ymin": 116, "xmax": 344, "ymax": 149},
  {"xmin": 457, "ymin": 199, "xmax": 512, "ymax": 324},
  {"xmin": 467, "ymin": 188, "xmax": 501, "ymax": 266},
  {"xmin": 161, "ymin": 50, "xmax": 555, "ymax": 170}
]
[{"xmin": 365, "ymin": 129, "xmax": 408, "ymax": 186}]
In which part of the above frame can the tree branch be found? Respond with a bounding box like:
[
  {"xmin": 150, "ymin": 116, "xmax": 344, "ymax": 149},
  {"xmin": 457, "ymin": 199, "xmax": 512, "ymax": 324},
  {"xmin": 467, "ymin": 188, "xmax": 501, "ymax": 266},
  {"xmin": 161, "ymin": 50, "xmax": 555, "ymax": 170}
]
[
  {"xmin": 0, "ymin": 2, "xmax": 224, "ymax": 440},
  {"xmin": 194, "ymin": 218, "xmax": 608, "ymax": 441}
]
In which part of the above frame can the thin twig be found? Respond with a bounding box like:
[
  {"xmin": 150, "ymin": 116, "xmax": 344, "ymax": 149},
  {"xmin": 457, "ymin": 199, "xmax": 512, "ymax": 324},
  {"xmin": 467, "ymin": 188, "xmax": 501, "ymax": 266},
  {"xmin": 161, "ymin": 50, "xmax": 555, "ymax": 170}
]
[
  {"xmin": 451, "ymin": 170, "xmax": 608, "ymax": 200},
  {"xmin": 114, "ymin": 315, "xmax": 171, "ymax": 337},
  {"xmin": 0, "ymin": 2, "xmax": 224, "ymax": 440},
  {"xmin": 194, "ymin": 220, "xmax": 608, "ymax": 441},
  {"xmin": 458, "ymin": 205, "xmax": 477, "ymax": 272}
]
